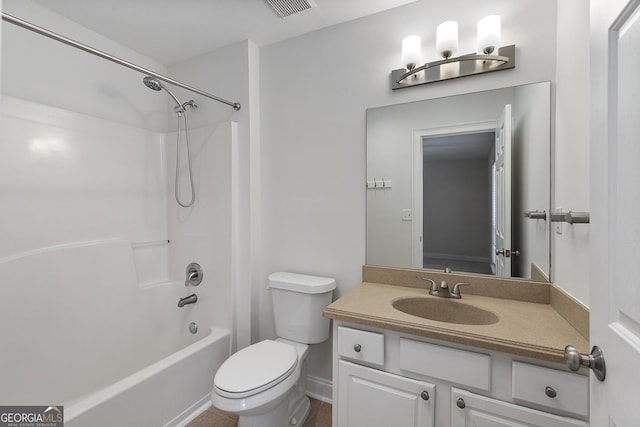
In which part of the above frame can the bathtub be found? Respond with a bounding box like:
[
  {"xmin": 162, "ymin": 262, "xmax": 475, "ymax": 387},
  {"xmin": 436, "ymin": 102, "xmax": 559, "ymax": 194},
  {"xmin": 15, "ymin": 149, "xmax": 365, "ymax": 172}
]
[
  {"xmin": 0, "ymin": 240, "xmax": 232, "ymax": 426},
  {"xmin": 64, "ymin": 326, "xmax": 230, "ymax": 427}
]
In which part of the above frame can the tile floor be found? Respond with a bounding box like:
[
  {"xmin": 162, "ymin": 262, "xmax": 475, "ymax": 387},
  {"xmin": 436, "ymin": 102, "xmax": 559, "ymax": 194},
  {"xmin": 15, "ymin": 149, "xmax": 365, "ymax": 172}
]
[{"xmin": 187, "ymin": 398, "xmax": 332, "ymax": 427}]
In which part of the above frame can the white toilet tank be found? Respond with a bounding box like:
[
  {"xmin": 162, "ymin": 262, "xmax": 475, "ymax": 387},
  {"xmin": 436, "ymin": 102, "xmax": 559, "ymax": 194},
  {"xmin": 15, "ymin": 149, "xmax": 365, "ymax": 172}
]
[{"xmin": 268, "ymin": 272, "xmax": 336, "ymax": 344}]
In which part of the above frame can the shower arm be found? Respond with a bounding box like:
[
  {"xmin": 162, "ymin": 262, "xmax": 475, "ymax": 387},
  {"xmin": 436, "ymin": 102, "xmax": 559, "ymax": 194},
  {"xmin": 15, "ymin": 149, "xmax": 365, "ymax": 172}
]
[{"xmin": 1, "ymin": 12, "xmax": 241, "ymax": 111}]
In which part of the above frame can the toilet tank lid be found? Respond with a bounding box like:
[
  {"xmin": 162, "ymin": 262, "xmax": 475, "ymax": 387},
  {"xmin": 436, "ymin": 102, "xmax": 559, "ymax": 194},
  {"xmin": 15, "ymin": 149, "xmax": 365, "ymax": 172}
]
[{"xmin": 268, "ymin": 272, "xmax": 336, "ymax": 294}]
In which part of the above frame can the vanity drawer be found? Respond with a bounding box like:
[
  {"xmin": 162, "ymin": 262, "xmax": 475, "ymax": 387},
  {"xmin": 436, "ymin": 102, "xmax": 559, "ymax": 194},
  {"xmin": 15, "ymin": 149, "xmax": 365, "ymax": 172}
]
[
  {"xmin": 337, "ymin": 326, "xmax": 384, "ymax": 366},
  {"xmin": 511, "ymin": 361, "xmax": 588, "ymax": 417},
  {"xmin": 399, "ymin": 338, "xmax": 491, "ymax": 391}
]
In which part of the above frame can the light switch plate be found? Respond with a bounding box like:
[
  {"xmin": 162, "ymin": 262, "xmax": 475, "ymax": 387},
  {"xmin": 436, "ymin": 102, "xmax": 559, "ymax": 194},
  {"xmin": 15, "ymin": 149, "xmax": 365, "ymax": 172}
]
[{"xmin": 402, "ymin": 209, "xmax": 412, "ymax": 221}]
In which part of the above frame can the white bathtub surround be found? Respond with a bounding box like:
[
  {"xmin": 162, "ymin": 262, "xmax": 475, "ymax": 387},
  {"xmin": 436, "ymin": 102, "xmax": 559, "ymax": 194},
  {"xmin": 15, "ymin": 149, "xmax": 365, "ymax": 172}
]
[
  {"xmin": 0, "ymin": 96, "xmax": 168, "ymax": 262},
  {"xmin": 1, "ymin": 88, "xmax": 236, "ymax": 424}
]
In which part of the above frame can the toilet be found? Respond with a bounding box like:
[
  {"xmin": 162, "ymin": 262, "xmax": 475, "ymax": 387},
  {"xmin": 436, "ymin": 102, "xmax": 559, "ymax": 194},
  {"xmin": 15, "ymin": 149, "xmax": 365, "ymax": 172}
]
[{"xmin": 211, "ymin": 272, "xmax": 336, "ymax": 427}]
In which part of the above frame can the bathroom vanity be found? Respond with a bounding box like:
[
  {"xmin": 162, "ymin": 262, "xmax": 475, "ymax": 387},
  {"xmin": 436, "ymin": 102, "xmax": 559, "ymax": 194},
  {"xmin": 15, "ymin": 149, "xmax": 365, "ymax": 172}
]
[{"xmin": 323, "ymin": 266, "xmax": 590, "ymax": 427}]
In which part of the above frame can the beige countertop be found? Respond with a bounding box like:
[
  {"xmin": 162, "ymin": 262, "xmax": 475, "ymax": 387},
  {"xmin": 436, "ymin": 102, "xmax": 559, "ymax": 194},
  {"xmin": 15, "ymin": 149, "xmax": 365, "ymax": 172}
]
[{"xmin": 323, "ymin": 281, "xmax": 589, "ymax": 364}]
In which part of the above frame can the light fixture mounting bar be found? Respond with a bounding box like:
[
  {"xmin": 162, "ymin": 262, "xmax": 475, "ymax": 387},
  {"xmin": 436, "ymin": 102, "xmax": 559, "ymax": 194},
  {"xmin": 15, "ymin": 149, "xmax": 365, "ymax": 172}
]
[{"xmin": 391, "ymin": 44, "xmax": 516, "ymax": 90}]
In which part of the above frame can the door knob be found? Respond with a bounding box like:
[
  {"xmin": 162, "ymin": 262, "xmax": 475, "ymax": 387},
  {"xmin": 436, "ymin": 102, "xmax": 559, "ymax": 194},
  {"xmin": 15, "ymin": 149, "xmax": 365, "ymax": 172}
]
[
  {"xmin": 564, "ymin": 345, "xmax": 606, "ymax": 381},
  {"xmin": 495, "ymin": 249, "xmax": 511, "ymax": 257}
]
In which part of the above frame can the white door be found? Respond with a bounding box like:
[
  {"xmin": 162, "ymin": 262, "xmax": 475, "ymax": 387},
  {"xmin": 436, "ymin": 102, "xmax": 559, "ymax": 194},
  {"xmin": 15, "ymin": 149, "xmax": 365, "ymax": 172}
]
[
  {"xmin": 590, "ymin": 0, "xmax": 640, "ymax": 425},
  {"xmin": 337, "ymin": 360, "xmax": 435, "ymax": 427},
  {"xmin": 494, "ymin": 104, "xmax": 512, "ymax": 277},
  {"xmin": 451, "ymin": 388, "xmax": 587, "ymax": 427}
]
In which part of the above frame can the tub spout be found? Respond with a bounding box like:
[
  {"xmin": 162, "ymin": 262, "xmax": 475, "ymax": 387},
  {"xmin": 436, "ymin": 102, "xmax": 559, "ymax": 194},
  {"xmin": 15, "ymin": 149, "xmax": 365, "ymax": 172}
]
[{"xmin": 178, "ymin": 293, "xmax": 198, "ymax": 307}]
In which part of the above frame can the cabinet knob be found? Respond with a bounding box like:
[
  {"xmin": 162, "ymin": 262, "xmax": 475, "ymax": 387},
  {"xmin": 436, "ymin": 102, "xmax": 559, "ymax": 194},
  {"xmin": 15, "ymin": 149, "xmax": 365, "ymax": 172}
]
[
  {"xmin": 353, "ymin": 344, "xmax": 362, "ymax": 353},
  {"xmin": 456, "ymin": 398, "xmax": 466, "ymax": 409},
  {"xmin": 544, "ymin": 386, "xmax": 557, "ymax": 398},
  {"xmin": 420, "ymin": 390, "xmax": 429, "ymax": 401}
]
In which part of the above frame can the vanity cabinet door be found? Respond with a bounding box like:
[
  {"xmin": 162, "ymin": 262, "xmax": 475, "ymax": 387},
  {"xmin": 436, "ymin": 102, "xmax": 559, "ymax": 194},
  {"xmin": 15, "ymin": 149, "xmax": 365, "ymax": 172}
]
[
  {"xmin": 337, "ymin": 360, "xmax": 435, "ymax": 427},
  {"xmin": 451, "ymin": 388, "xmax": 588, "ymax": 427}
]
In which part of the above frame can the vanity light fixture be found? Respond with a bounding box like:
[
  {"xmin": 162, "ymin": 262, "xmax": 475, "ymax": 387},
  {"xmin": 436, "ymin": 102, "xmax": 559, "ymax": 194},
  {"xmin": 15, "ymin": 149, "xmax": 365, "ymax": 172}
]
[
  {"xmin": 402, "ymin": 35, "xmax": 422, "ymax": 71},
  {"xmin": 392, "ymin": 15, "xmax": 516, "ymax": 90},
  {"xmin": 436, "ymin": 20, "xmax": 458, "ymax": 59}
]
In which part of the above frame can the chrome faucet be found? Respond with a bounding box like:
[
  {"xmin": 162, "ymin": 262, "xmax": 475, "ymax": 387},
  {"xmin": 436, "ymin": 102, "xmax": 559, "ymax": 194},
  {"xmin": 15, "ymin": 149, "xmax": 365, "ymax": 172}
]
[
  {"xmin": 422, "ymin": 268, "xmax": 469, "ymax": 299},
  {"xmin": 178, "ymin": 293, "xmax": 198, "ymax": 307}
]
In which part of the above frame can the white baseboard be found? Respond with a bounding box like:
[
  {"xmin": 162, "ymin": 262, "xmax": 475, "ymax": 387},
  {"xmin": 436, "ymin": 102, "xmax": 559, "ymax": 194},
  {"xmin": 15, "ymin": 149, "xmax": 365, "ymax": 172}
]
[
  {"xmin": 306, "ymin": 374, "xmax": 332, "ymax": 404},
  {"xmin": 169, "ymin": 394, "xmax": 212, "ymax": 427}
]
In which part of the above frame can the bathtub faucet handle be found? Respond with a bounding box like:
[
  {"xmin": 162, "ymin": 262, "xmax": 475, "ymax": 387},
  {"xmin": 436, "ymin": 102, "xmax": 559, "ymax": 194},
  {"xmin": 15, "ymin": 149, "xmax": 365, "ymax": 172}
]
[{"xmin": 185, "ymin": 262, "xmax": 203, "ymax": 287}]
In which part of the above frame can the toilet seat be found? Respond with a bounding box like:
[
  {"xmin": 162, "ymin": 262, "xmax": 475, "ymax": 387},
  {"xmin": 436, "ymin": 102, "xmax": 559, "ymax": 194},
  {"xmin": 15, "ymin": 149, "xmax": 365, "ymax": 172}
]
[{"xmin": 214, "ymin": 340, "xmax": 298, "ymax": 399}]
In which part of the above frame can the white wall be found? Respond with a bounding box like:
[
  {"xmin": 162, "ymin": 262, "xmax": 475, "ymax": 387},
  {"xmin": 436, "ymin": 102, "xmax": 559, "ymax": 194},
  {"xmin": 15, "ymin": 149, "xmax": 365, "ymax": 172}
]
[
  {"xmin": 260, "ymin": 0, "xmax": 558, "ymax": 388},
  {"xmin": 553, "ymin": 0, "xmax": 590, "ymax": 305},
  {"xmin": 1, "ymin": 0, "xmax": 3, "ymax": 93},
  {"xmin": 512, "ymin": 83, "xmax": 551, "ymax": 278}
]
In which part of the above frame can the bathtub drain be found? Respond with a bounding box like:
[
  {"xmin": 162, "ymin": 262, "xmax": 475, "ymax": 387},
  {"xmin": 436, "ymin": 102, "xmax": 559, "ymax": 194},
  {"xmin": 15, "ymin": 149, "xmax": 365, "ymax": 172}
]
[{"xmin": 189, "ymin": 322, "xmax": 198, "ymax": 334}]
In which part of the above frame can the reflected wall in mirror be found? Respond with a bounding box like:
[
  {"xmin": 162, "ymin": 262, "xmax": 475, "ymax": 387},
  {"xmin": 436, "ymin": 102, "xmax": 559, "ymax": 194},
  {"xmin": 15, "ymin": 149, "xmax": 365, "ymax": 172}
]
[{"xmin": 366, "ymin": 82, "xmax": 551, "ymax": 280}]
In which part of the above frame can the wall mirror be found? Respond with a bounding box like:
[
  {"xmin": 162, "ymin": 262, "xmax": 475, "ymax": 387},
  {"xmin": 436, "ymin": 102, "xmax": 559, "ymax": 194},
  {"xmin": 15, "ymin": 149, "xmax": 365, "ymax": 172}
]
[{"xmin": 366, "ymin": 81, "xmax": 551, "ymax": 280}]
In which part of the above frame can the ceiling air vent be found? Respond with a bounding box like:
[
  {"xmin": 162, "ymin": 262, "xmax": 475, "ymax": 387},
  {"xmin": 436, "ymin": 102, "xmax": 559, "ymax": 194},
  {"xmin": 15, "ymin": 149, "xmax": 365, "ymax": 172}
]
[{"xmin": 264, "ymin": 0, "xmax": 317, "ymax": 18}]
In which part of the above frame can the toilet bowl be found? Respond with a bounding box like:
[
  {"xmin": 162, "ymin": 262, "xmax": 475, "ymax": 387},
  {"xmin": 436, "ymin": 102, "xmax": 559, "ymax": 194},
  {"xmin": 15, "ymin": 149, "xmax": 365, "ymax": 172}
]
[
  {"xmin": 211, "ymin": 339, "xmax": 310, "ymax": 426},
  {"xmin": 211, "ymin": 272, "xmax": 335, "ymax": 427}
]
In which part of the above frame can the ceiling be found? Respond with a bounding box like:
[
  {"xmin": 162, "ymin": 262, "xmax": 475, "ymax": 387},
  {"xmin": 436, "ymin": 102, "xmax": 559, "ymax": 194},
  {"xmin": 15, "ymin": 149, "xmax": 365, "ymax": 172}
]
[{"xmin": 28, "ymin": 0, "xmax": 419, "ymax": 66}]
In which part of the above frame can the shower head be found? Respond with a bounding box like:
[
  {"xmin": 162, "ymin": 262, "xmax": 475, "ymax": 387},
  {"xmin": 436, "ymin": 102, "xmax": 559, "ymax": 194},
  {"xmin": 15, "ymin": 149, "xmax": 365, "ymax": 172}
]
[
  {"xmin": 143, "ymin": 76, "xmax": 184, "ymax": 112},
  {"xmin": 143, "ymin": 76, "xmax": 163, "ymax": 91}
]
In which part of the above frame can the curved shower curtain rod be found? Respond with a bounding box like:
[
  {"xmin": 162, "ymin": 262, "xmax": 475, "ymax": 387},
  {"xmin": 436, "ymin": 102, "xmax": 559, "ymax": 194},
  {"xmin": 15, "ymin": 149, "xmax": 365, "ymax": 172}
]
[{"xmin": 1, "ymin": 12, "xmax": 242, "ymax": 111}]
